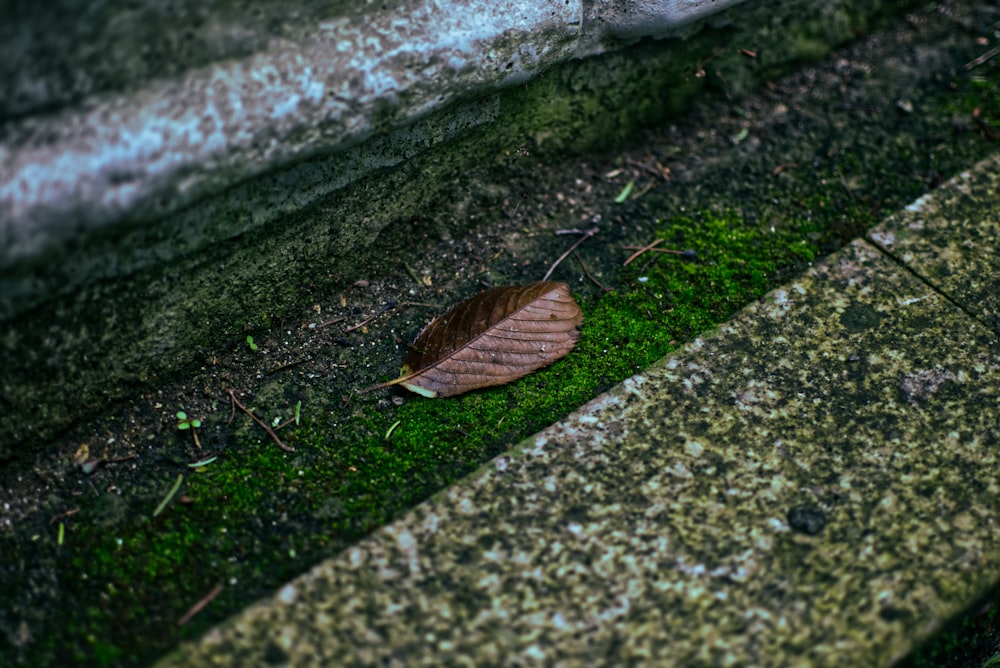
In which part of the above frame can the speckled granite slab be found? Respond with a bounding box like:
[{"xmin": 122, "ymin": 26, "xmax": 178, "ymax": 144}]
[
  {"xmin": 159, "ymin": 174, "xmax": 1000, "ymax": 666},
  {"xmin": 868, "ymin": 152, "xmax": 1000, "ymax": 334}
]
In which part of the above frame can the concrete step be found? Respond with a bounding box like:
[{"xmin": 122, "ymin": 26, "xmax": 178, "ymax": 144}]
[
  {"xmin": 0, "ymin": 0, "xmax": 788, "ymax": 450},
  {"xmin": 156, "ymin": 154, "xmax": 1000, "ymax": 666}
]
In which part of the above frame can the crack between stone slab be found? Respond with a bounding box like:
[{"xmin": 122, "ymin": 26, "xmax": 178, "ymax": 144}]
[{"xmin": 864, "ymin": 234, "xmax": 997, "ymax": 337}]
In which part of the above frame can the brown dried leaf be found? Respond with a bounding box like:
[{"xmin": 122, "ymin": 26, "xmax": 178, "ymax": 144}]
[{"xmin": 379, "ymin": 281, "xmax": 583, "ymax": 398}]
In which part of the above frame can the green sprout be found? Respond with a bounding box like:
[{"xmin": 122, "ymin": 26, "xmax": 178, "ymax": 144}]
[
  {"xmin": 614, "ymin": 180, "xmax": 635, "ymax": 203},
  {"xmin": 153, "ymin": 474, "xmax": 185, "ymax": 517},
  {"xmin": 246, "ymin": 335, "xmax": 259, "ymax": 352},
  {"xmin": 176, "ymin": 411, "xmax": 202, "ymax": 449}
]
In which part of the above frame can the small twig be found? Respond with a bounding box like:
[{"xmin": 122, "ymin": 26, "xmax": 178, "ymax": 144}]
[
  {"xmin": 266, "ymin": 359, "xmax": 306, "ymax": 376},
  {"xmin": 637, "ymin": 253, "xmax": 661, "ymax": 274},
  {"xmin": 836, "ymin": 168, "xmax": 856, "ymax": 202},
  {"xmin": 274, "ymin": 417, "xmax": 296, "ymax": 431},
  {"xmin": 622, "ymin": 245, "xmax": 699, "ymax": 260},
  {"xmin": 509, "ymin": 196, "xmax": 524, "ymax": 217},
  {"xmin": 543, "ymin": 226, "xmax": 598, "ymax": 281},
  {"xmin": 966, "ymin": 44, "xmax": 1000, "ymax": 70},
  {"xmin": 79, "ymin": 452, "xmax": 137, "ymax": 475},
  {"xmin": 632, "ymin": 181, "xmax": 656, "ymax": 199},
  {"xmin": 397, "ymin": 301, "xmax": 440, "ymax": 309},
  {"xmin": 226, "ymin": 388, "xmax": 295, "ymax": 452},
  {"xmin": 345, "ymin": 301, "xmax": 397, "ymax": 333},
  {"xmin": 625, "ymin": 158, "xmax": 671, "ymax": 182},
  {"xmin": 345, "ymin": 313, "xmax": 380, "ymax": 333},
  {"xmin": 623, "ymin": 238, "xmax": 664, "ymax": 266},
  {"xmin": 316, "ymin": 316, "xmax": 347, "ymax": 329},
  {"xmin": 50, "ymin": 508, "xmax": 80, "ymax": 524},
  {"xmin": 772, "ymin": 163, "xmax": 800, "ymax": 176},
  {"xmin": 274, "ymin": 401, "xmax": 303, "ymax": 431},
  {"xmin": 177, "ymin": 584, "xmax": 224, "ymax": 627},
  {"xmin": 575, "ymin": 252, "xmax": 611, "ymax": 292}
]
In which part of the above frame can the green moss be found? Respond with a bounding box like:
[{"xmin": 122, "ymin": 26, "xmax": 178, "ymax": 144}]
[
  {"xmin": 948, "ymin": 69, "xmax": 1000, "ymax": 127},
  {"xmin": 30, "ymin": 204, "xmax": 828, "ymax": 666},
  {"xmin": 294, "ymin": 207, "xmax": 825, "ymax": 550},
  {"xmin": 900, "ymin": 592, "xmax": 1000, "ymax": 668},
  {"xmin": 22, "ymin": 136, "xmax": 995, "ymax": 666}
]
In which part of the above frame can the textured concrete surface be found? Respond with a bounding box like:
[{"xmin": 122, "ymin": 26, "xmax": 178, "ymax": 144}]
[
  {"xmin": 1, "ymin": 1, "xmax": 580, "ymax": 317},
  {"xmin": 156, "ymin": 158, "xmax": 1000, "ymax": 665},
  {"xmin": 869, "ymin": 152, "xmax": 1000, "ymax": 335},
  {"xmin": 2, "ymin": 0, "xmax": 752, "ymax": 317}
]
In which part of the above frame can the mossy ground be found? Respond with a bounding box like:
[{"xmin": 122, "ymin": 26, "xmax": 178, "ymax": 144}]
[
  {"xmin": 903, "ymin": 593, "xmax": 1000, "ymax": 668},
  {"xmin": 2, "ymin": 2, "xmax": 999, "ymax": 666},
  {"xmin": 48, "ymin": 205, "xmax": 830, "ymax": 668}
]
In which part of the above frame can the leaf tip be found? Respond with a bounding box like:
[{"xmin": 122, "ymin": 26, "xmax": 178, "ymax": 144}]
[{"xmin": 399, "ymin": 381, "xmax": 438, "ymax": 398}]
